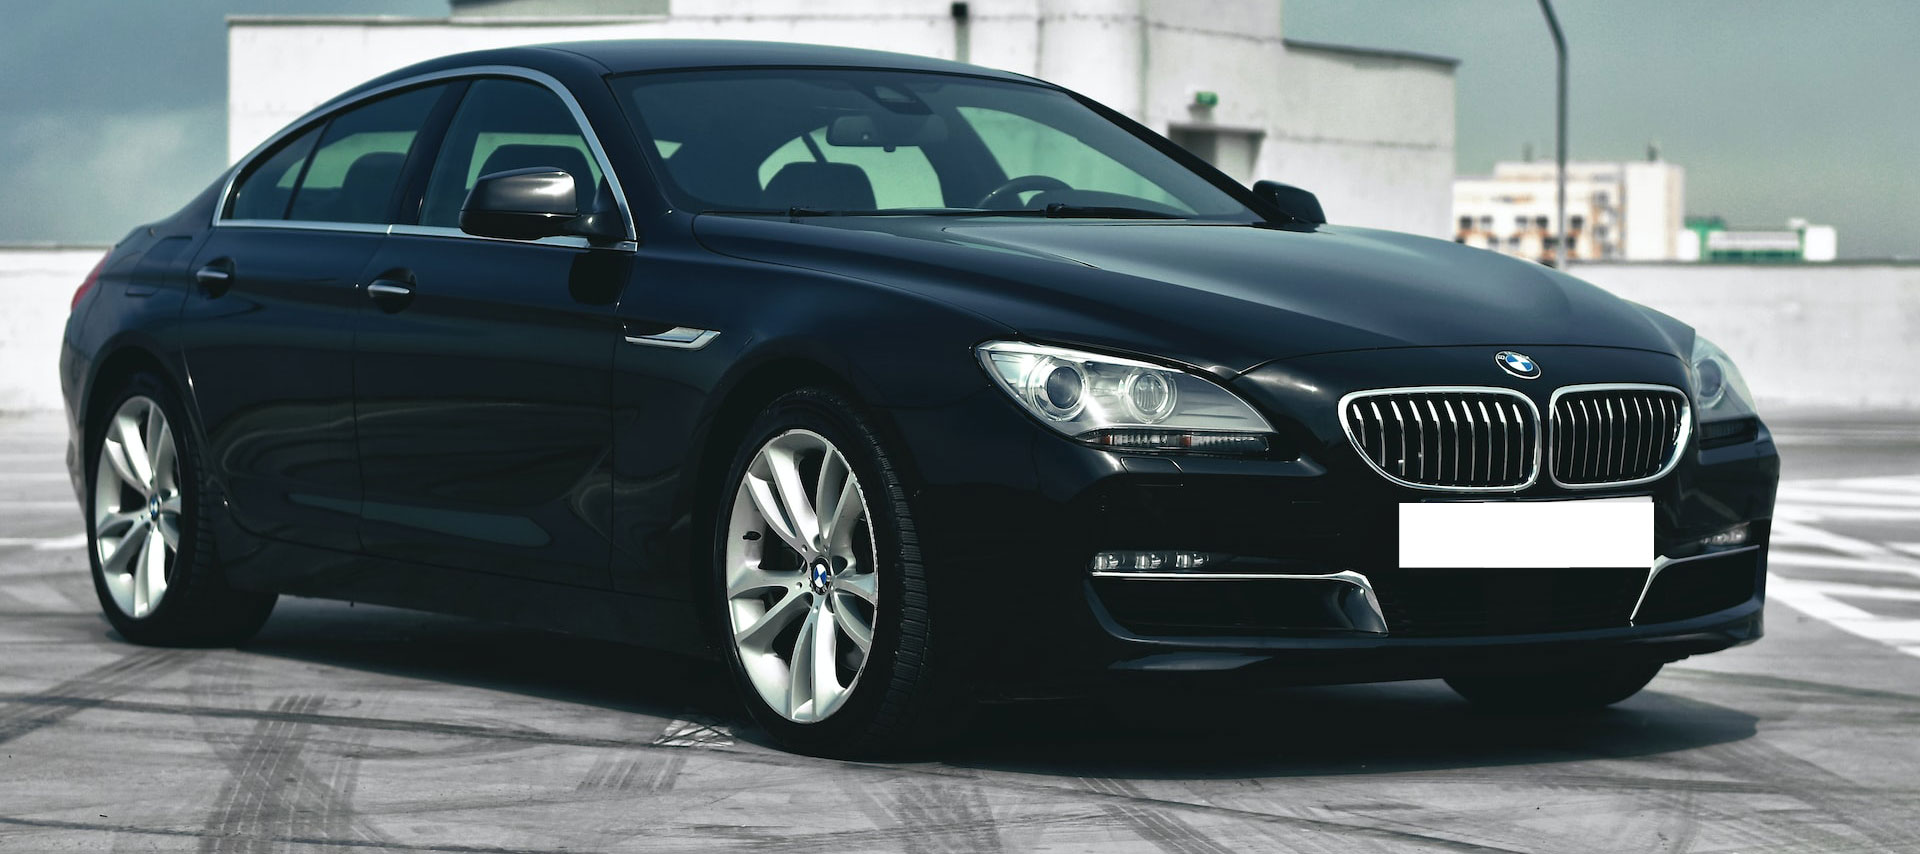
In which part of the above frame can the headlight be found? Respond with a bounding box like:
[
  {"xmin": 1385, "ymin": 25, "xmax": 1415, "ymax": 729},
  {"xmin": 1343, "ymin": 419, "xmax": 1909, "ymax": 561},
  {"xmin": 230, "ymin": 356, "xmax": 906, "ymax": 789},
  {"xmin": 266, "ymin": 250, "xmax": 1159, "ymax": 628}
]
[
  {"xmin": 976, "ymin": 341, "xmax": 1274, "ymax": 454},
  {"xmin": 1689, "ymin": 336, "xmax": 1757, "ymax": 422},
  {"xmin": 1690, "ymin": 335, "xmax": 1760, "ymax": 448}
]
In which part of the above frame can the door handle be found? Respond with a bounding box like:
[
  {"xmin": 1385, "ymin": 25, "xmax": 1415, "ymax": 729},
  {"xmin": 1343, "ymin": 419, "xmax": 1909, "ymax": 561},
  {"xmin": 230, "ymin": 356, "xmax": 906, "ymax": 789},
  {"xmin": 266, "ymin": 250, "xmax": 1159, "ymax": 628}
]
[
  {"xmin": 365, "ymin": 275, "xmax": 415, "ymax": 312},
  {"xmin": 194, "ymin": 261, "xmax": 233, "ymax": 297}
]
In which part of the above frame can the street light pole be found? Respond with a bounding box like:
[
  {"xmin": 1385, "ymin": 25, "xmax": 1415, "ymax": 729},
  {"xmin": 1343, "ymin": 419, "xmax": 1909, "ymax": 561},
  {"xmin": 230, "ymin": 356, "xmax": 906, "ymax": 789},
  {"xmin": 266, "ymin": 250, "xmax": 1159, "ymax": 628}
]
[{"xmin": 1538, "ymin": 0, "xmax": 1567, "ymax": 269}]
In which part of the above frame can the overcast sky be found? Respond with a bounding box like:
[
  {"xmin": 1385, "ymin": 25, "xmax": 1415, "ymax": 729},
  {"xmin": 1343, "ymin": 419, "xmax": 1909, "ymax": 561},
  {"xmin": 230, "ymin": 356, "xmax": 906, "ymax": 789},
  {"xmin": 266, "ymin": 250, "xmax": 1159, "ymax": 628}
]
[
  {"xmin": 1286, "ymin": 0, "xmax": 1917, "ymax": 259},
  {"xmin": 1, "ymin": 1, "xmax": 1911, "ymax": 257}
]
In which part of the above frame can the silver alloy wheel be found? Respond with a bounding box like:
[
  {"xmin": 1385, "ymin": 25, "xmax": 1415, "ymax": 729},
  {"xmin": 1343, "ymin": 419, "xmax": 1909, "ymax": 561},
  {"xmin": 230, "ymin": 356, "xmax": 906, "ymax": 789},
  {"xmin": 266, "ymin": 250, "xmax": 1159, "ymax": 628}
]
[
  {"xmin": 725, "ymin": 429, "xmax": 878, "ymax": 723},
  {"xmin": 92, "ymin": 395, "xmax": 182, "ymax": 620}
]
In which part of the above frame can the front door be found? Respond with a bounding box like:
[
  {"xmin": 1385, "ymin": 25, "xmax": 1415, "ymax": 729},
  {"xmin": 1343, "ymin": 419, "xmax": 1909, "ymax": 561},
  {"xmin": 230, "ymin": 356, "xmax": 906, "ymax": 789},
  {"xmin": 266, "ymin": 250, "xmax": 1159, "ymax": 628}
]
[{"xmin": 351, "ymin": 77, "xmax": 632, "ymax": 588}]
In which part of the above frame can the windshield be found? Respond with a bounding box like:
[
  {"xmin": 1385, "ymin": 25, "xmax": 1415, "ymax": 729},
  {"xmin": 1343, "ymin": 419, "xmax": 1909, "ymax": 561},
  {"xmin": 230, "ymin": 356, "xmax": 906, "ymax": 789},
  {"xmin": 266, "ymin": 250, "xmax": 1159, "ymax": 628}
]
[{"xmin": 613, "ymin": 68, "xmax": 1259, "ymax": 220}]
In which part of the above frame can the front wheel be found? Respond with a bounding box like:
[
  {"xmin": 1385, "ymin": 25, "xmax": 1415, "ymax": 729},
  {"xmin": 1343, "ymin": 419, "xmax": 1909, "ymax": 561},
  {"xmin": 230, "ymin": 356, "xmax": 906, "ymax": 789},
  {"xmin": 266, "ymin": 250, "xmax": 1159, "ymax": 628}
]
[
  {"xmin": 713, "ymin": 387, "xmax": 959, "ymax": 756},
  {"xmin": 1445, "ymin": 660, "xmax": 1663, "ymax": 712}
]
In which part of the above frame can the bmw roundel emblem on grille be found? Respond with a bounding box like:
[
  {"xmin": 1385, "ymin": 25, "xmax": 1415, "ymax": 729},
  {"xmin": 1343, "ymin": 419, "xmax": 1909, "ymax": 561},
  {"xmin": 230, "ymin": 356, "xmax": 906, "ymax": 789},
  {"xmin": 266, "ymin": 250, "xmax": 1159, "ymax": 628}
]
[{"xmin": 1495, "ymin": 350, "xmax": 1541, "ymax": 379}]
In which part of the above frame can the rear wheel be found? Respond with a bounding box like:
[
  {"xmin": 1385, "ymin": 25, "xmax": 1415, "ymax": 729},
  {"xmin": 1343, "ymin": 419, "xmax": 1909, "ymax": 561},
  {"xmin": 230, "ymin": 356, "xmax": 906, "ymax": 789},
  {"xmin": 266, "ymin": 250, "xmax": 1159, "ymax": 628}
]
[
  {"xmin": 1445, "ymin": 660, "xmax": 1663, "ymax": 712},
  {"xmin": 713, "ymin": 387, "xmax": 959, "ymax": 756},
  {"xmin": 87, "ymin": 373, "xmax": 275, "ymax": 646}
]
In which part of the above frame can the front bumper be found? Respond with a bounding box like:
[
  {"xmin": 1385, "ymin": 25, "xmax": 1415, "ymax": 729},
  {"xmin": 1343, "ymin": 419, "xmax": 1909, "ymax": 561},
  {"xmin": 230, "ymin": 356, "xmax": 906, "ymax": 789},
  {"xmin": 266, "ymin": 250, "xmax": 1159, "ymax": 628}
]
[{"xmin": 890, "ymin": 345, "xmax": 1780, "ymax": 698}]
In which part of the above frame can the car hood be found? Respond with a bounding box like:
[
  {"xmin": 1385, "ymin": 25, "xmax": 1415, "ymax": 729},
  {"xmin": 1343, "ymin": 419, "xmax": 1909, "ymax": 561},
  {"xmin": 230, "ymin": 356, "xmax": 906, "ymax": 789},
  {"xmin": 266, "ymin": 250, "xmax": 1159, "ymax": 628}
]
[{"xmin": 691, "ymin": 215, "xmax": 1689, "ymax": 376}]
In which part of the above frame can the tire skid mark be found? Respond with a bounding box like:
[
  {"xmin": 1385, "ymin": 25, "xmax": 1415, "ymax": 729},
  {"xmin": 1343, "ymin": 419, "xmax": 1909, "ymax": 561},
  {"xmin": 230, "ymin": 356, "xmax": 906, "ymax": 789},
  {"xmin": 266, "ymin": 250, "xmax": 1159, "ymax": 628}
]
[
  {"xmin": 1690, "ymin": 737, "xmax": 1920, "ymax": 852},
  {"xmin": 694, "ymin": 806, "xmax": 1104, "ymax": 854},
  {"xmin": 0, "ymin": 649, "xmax": 184, "ymax": 745},
  {"xmin": 197, "ymin": 694, "xmax": 387, "ymax": 854},
  {"xmin": 575, "ymin": 751, "xmax": 685, "ymax": 793},
  {"xmin": 1667, "ymin": 667, "xmax": 1920, "ymax": 706},
  {"xmin": 0, "ymin": 690, "xmax": 1552, "ymax": 853},
  {"xmin": 1081, "ymin": 777, "xmax": 1239, "ymax": 854},
  {"xmin": 0, "ymin": 816, "xmax": 570, "ymax": 854},
  {"xmin": 849, "ymin": 775, "xmax": 1005, "ymax": 854}
]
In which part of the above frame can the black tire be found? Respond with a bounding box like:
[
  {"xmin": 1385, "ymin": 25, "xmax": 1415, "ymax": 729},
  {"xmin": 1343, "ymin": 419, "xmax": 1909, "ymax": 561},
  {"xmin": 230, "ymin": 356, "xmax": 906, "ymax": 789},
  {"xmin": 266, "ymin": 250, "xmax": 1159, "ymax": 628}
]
[
  {"xmin": 711, "ymin": 387, "xmax": 962, "ymax": 757},
  {"xmin": 1445, "ymin": 660, "xmax": 1663, "ymax": 712},
  {"xmin": 85, "ymin": 371, "xmax": 276, "ymax": 646}
]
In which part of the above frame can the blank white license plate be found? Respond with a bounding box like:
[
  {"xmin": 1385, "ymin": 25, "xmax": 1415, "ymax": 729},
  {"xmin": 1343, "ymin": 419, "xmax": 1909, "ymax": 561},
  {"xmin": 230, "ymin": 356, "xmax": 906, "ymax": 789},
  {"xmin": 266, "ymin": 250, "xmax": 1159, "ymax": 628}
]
[{"xmin": 1398, "ymin": 497, "xmax": 1652, "ymax": 568}]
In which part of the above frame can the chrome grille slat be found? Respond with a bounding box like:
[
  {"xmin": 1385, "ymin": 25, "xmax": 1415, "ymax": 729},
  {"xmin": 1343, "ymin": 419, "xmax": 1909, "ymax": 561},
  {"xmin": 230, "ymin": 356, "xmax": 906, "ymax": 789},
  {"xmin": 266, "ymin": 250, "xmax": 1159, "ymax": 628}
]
[
  {"xmin": 1548, "ymin": 385, "xmax": 1690, "ymax": 487},
  {"xmin": 1493, "ymin": 402, "xmax": 1509, "ymax": 483},
  {"xmin": 1346, "ymin": 384, "xmax": 1687, "ymax": 492},
  {"xmin": 1391, "ymin": 399, "xmax": 1407, "ymax": 478},
  {"xmin": 1343, "ymin": 388, "xmax": 1538, "ymax": 491}
]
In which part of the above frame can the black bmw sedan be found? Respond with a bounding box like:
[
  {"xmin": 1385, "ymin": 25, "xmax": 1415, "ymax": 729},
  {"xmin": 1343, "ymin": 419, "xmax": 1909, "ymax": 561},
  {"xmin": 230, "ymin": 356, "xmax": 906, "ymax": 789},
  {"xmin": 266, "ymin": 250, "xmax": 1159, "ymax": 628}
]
[{"xmin": 61, "ymin": 39, "xmax": 1777, "ymax": 756}]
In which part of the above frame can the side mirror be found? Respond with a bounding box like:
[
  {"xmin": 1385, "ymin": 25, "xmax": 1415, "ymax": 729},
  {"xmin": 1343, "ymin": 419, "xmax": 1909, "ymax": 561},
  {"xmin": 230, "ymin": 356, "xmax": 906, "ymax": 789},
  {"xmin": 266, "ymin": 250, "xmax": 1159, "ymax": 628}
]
[
  {"xmin": 1251, "ymin": 180, "xmax": 1326, "ymax": 225},
  {"xmin": 460, "ymin": 167, "xmax": 623, "ymax": 243}
]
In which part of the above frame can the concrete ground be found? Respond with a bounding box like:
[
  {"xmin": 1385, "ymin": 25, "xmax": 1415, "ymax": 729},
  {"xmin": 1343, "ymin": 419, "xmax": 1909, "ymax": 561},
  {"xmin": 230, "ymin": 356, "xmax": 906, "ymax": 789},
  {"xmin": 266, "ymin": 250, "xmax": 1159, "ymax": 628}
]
[{"xmin": 3, "ymin": 411, "xmax": 1918, "ymax": 853}]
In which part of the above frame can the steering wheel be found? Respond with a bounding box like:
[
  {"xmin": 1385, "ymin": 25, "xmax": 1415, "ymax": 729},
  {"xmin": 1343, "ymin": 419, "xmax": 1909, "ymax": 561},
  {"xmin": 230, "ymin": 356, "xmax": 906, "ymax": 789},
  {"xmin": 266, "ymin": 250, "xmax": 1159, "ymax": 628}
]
[{"xmin": 975, "ymin": 175, "xmax": 1072, "ymax": 210}]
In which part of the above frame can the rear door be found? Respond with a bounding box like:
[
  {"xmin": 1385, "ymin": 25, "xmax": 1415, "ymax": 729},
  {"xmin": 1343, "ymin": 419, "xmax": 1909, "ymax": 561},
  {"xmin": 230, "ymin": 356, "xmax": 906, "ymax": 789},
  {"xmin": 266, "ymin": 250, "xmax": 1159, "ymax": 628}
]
[
  {"xmin": 352, "ymin": 77, "xmax": 633, "ymax": 588},
  {"xmin": 179, "ymin": 84, "xmax": 453, "ymax": 551}
]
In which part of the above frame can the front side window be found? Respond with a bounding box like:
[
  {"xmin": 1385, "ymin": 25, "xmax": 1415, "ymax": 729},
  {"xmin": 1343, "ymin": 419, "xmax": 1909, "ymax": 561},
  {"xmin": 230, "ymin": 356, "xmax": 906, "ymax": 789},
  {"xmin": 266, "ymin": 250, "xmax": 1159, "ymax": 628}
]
[
  {"xmin": 615, "ymin": 69, "xmax": 1255, "ymax": 219},
  {"xmin": 281, "ymin": 85, "xmax": 448, "ymax": 225},
  {"xmin": 418, "ymin": 79, "xmax": 604, "ymax": 228}
]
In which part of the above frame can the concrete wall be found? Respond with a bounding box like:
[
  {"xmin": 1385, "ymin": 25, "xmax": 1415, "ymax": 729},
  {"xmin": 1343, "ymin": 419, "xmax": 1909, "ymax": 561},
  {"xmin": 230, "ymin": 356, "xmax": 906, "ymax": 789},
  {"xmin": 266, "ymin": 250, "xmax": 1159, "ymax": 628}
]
[
  {"xmin": 226, "ymin": 0, "xmax": 1456, "ymax": 237},
  {"xmin": 0, "ymin": 247, "xmax": 102, "ymax": 413},
  {"xmin": 1569, "ymin": 262, "xmax": 1920, "ymax": 411}
]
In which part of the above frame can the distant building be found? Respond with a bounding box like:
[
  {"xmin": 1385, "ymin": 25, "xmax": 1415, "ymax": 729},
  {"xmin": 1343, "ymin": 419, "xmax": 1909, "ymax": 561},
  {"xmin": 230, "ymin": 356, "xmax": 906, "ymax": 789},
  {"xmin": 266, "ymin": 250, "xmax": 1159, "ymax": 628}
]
[
  {"xmin": 1452, "ymin": 155, "xmax": 1685, "ymax": 263},
  {"xmin": 1679, "ymin": 216, "xmax": 1837, "ymax": 263},
  {"xmin": 226, "ymin": 0, "xmax": 1459, "ymax": 237}
]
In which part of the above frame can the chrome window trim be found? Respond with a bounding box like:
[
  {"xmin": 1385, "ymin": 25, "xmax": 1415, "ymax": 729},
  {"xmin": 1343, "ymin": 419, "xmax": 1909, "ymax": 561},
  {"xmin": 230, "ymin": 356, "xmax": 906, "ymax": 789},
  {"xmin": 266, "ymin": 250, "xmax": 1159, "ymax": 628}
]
[
  {"xmin": 213, "ymin": 65, "xmax": 637, "ymax": 248},
  {"xmin": 220, "ymin": 219, "xmax": 388, "ymax": 235},
  {"xmin": 1088, "ymin": 568, "xmax": 1386, "ymax": 634},
  {"xmin": 388, "ymin": 224, "xmax": 639, "ymax": 253},
  {"xmin": 1547, "ymin": 382, "xmax": 1691, "ymax": 490},
  {"xmin": 219, "ymin": 220, "xmax": 639, "ymax": 253},
  {"xmin": 1338, "ymin": 386, "xmax": 1543, "ymax": 494},
  {"xmin": 1631, "ymin": 545, "xmax": 1760, "ymax": 624}
]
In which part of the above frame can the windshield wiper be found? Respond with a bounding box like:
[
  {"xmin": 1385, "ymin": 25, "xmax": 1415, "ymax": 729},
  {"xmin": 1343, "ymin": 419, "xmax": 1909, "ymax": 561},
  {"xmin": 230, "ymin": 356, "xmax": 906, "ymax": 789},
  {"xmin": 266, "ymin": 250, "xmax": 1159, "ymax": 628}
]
[{"xmin": 1037, "ymin": 203, "xmax": 1181, "ymax": 219}]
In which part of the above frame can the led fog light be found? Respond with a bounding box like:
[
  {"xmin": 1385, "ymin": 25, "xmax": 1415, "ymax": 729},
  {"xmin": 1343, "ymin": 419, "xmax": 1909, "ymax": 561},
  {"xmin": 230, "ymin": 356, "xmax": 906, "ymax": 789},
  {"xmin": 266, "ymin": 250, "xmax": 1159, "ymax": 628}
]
[
  {"xmin": 1699, "ymin": 523, "xmax": 1750, "ymax": 548},
  {"xmin": 1090, "ymin": 550, "xmax": 1226, "ymax": 573}
]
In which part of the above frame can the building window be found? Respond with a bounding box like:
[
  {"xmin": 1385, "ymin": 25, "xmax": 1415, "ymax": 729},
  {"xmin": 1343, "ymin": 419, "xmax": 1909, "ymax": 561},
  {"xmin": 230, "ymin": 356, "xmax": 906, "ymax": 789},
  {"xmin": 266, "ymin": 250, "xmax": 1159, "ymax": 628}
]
[
  {"xmin": 1459, "ymin": 216, "xmax": 1473, "ymax": 231},
  {"xmin": 1515, "ymin": 215, "xmax": 1528, "ymax": 230},
  {"xmin": 1478, "ymin": 215, "xmax": 1492, "ymax": 228},
  {"xmin": 1534, "ymin": 215, "xmax": 1550, "ymax": 229},
  {"xmin": 1569, "ymin": 214, "xmax": 1585, "ymax": 231}
]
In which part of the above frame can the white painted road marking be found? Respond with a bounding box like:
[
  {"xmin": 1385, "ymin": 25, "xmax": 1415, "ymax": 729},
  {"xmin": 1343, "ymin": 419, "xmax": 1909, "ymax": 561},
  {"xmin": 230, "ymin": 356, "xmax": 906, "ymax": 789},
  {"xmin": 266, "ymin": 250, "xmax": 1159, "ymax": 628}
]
[
  {"xmin": 0, "ymin": 533, "xmax": 86, "ymax": 551},
  {"xmin": 1771, "ymin": 474, "xmax": 1920, "ymax": 659}
]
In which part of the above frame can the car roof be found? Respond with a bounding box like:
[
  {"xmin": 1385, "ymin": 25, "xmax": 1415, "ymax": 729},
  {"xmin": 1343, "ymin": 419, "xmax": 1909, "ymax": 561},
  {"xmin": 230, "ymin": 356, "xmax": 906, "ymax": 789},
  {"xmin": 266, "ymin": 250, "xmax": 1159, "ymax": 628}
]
[
  {"xmin": 545, "ymin": 39, "xmax": 1032, "ymax": 78},
  {"xmin": 346, "ymin": 39, "xmax": 1039, "ymax": 100}
]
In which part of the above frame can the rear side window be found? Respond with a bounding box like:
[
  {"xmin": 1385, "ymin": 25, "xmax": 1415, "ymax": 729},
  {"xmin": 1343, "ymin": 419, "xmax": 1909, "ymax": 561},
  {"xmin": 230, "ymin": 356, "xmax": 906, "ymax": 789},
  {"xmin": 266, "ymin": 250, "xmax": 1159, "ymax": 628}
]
[
  {"xmin": 226, "ymin": 125, "xmax": 322, "ymax": 220},
  {"xmin": 281, "ymin": 85, "xmax": 447, "ymax": 225},
  {"xmin": 418, "ymin": 79, "xmax": 603, "ymax": 228}
]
